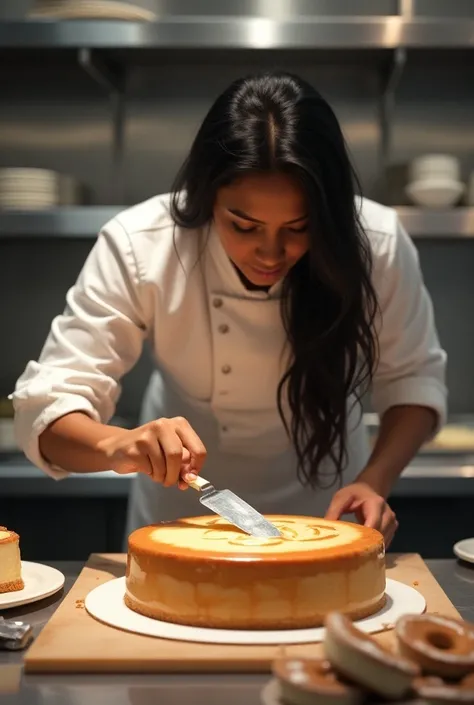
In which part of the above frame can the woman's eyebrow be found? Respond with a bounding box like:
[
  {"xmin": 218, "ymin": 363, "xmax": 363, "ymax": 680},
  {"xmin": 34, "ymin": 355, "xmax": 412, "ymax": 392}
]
[{"xmin": 228, "ymin": 208, "xmax": 308, "ymax": 225}]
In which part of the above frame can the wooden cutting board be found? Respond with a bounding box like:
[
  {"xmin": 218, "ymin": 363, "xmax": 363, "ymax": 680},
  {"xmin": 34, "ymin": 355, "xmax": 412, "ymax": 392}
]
[{"xmin": 24, "ymin": 553, "xmax": 460, "ymax": 674}]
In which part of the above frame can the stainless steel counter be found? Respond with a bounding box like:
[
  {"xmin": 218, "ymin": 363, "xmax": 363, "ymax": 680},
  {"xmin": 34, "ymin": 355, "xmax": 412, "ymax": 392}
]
[
  {"xmin": 2, "ymin": 454, "xmax": 474, "ymax": 497},
  {"xmin": 0, "ymin": 559, "xmax": 473, "ymax": 704}
]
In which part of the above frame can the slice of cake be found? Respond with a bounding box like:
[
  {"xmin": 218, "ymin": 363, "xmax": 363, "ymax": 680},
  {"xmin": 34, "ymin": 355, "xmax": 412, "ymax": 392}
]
[
  {"xmin": 0, "ymin": 526, "xmax": 24, "ymax": 593},
  {"xmin": 125, "ymin": 515, "xmax": 386, "ymax": 629}
]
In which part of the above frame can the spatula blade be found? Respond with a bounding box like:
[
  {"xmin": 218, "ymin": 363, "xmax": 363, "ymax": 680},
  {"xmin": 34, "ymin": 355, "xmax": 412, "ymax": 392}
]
[{"xmin": 199, "ymin": 489, "xmax": 281, "ymax": 538}]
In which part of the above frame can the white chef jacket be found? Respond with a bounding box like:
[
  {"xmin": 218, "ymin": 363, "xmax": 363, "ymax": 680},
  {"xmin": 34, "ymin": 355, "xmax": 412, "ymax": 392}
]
[{"xmin": 12, "ymin": 193, "xmax": 447, "ymax": 537}]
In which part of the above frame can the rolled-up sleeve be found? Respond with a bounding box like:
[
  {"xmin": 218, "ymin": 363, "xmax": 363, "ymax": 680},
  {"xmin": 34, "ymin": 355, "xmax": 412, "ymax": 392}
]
[
  {"xmin": 371, "ymin": 218, "xmax": 447, "ymax": 432},
  {"xmin": 12, "ymin": 219, "xmax": 150, "ymax": 479}
]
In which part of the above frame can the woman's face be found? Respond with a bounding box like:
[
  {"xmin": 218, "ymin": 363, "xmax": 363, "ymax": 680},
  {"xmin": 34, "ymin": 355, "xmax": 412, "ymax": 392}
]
[{"xmin": 213, "ymin": 171, "xmax": 309, "ymax": 288}]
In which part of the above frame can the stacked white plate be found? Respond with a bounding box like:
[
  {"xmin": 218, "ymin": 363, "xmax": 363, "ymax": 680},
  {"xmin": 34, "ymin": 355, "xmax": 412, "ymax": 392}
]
[
  {"xmin": 0, "ymin": 168, "xmax": 79, "ymax": 210},
  {"xmin": 29, "ymin": 0, "xmax": 157, "ymax": 20},
  {"xmin": 406, "ymin": 154, "xmax": 465, "ymax": 209}
]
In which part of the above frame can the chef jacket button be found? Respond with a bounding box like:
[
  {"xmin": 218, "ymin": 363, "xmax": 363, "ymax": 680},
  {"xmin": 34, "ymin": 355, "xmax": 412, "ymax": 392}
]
[
  {"xmin": 218, "ymin": 323, "xmax": 229, "ymax": 334},
  {"xmin": 221, "ymin": 364, "xmax": 231, "ymax": 374},
  {"xmin": 213, "ymin": 297, "xmax": 223, "ymax": 308}
]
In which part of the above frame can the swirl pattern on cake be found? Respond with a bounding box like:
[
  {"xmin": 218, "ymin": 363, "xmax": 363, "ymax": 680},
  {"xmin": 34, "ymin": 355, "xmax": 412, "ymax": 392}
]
[{"xmin": 200, "ymin": 518, "xmax": 340, "ymax": 546}]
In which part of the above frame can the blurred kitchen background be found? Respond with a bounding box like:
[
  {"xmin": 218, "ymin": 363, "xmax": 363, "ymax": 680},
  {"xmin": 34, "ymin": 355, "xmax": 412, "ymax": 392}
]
[{"xmin": 0, "ymin": 0, "xmax": 473, "ymax": 560}]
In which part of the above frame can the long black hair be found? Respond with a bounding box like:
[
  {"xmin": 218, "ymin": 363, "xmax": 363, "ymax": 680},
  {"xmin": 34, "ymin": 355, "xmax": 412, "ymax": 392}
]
[{"xmin": 171, "ymin": 72, "xmax": 379, "ymax": 488}]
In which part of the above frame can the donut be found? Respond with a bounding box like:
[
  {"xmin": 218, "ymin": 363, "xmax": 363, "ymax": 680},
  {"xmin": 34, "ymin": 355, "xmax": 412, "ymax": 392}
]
[
  {"xmin": 323, "ymin": 612, "xmax": 420, "ymax": 699},
  {"xmin": 272, "ymin": 657, "xmax": 363, "ymax": 705},
  {"xmin": 413, "ymin": 673, "xmax": 474, "ymax": 705},
  {"xmin": 395, "ymin": 614, "xmax": 474, "ymax": 679}
]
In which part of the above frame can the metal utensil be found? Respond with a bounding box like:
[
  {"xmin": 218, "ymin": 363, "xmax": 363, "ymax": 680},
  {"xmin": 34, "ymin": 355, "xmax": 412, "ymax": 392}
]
[
  {"xmin": 0, "ymin": 617, "xmax": 33, "ymax": 651},
  {"xmin": 185, "ymin": 474, "xmax": 282, "ymax": 538}
]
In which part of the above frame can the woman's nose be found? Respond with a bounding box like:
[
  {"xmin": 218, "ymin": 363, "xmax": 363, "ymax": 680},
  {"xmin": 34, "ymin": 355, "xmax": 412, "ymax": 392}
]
[{"xmin": 256, "ymin": 233, "xmax": 285, "ymax": 261}]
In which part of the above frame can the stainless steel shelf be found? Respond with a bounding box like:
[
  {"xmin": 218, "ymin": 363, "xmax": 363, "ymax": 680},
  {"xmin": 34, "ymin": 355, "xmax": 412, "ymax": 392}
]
[
  {"xmin": 395, "ymin": 207, "xmax": 474, "ymax": 238},
  {"xmin": 1, "ymin": 207, "xmax": 474, "ymax": 239},
  {"xmin": 0, "ymin": 17, "xmax": 473, "ymax": 50},
  {"xmin": 0, "ymin": 207, "xmax": 122, "ymax": 238}
]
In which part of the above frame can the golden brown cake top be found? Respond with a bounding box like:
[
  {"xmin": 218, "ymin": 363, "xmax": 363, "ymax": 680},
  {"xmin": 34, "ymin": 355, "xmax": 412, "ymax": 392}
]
[
  {"xmin": 0, "ymin": 528, "xmax": 19, "ymax": 545},
  {"xmin": 128, "ymin": 515, "xmax": 384, "ymax": 561}
]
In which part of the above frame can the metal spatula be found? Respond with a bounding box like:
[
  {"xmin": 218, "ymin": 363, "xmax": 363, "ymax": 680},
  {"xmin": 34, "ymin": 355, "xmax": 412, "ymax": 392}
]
[{"xmin": 184, "ymin": 474, "xmax": 281, "ymax": 538}]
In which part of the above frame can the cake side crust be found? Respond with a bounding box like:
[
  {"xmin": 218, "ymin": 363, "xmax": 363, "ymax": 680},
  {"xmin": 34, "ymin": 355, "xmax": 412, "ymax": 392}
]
[
  {"xmin": 123, "ymin": 592, "xmax": 386, "ymax": 629},
  {"xmin": 0, "ymin": 577, "xmax": 24, "ymax": 594}
]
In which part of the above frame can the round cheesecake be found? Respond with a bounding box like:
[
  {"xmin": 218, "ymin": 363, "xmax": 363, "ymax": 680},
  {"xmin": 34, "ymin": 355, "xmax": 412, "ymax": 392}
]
[
  {"xmin": 0, "ymin": 527, "xmax": 24, "ymax": 593},
  {"xmin": 125, "ymin": 515, "xmax": 386, "ymax": 629}
]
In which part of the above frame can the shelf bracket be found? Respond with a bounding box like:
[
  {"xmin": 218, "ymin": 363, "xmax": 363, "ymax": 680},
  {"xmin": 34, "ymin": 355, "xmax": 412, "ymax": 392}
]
[
  {"xmin": 77, "ymin": 48, "xmax": 126, "ymax": 205},
  {"xmin": 379, "ymin": 46, "xmax": 407, "ymax": 204},
  {"xmin": 398, "ymin": 0, "xmax": 414, "ymax": 19},
  {"xmin": 382, "ymin": 46, "xmax": 406, "ymax": 102},
  {"xmin": 77, "ymin": 48, "xmax": 123, "ymax": 96}
]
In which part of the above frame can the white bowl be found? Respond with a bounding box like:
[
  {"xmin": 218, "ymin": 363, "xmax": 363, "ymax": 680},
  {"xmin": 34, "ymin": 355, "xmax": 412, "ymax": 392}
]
[
  {"xmin": 467, "ymin": 171, "xmax": 474, "ymax": 206},
  {"xmin": 405, "ymin": 178, "xmax": 465, "ymax": 209},
  {"xmin": 409, "ymin": 154, "xmax": 461, "ymax": 184}
]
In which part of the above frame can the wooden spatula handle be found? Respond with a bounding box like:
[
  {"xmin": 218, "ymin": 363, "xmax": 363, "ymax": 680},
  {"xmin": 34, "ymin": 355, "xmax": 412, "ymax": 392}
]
[{"xmin": 184, "ymin": 474, "xmax": 209, "ymax": 491}]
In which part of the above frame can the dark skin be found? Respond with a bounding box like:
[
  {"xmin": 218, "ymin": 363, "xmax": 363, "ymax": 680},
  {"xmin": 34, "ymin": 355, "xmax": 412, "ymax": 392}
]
[
  {"xmin": 39, "ymin": 171, "xmax": 436, "ymax": 546},
  {"xmin": 213, "ymin": 171, "xmax": 310, "ymax": 289}
]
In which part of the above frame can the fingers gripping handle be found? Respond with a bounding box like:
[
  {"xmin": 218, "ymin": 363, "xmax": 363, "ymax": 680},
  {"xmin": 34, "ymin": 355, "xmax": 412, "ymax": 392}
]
[{"xmin": 184, "ymin": 474, "xmax": 211, "ymax": 492}]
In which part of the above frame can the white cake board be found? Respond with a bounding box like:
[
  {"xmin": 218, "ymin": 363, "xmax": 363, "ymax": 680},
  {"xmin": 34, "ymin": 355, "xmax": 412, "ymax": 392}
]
[{"xmin": 84, "ymin": 577, "xmax": 426, "ymax": 645}]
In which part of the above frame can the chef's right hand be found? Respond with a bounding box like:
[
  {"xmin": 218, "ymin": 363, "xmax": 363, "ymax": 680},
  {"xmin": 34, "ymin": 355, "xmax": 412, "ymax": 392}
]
[{"xmin": 97, "ymin": 417, "xmax": 207, "ymax": 490}]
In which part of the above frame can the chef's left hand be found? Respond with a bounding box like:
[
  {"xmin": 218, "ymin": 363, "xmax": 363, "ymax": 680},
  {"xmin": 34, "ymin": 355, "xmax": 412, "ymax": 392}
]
[{"xmin": 325, "ymin": 482, "xmax": 398, "ymax": 547}]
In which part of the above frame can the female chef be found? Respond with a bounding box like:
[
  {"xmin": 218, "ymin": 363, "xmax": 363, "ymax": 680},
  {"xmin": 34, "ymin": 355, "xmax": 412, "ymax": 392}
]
[{"xmin": 12, "ymin": 72, "xmax": 447, "ymax": 547}]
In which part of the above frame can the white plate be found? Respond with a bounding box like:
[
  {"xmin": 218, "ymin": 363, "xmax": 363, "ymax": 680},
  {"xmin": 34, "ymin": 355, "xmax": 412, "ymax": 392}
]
[
  {"xmin": 0, "ymin": 561, "xmax": 65, "ymax": 610},
  {"xmin": 0, "ymin": 168, "xmax": 57, "ymax": 179},
  {"xmin": 85, "ymin": 577, "xmax": 426, "ymax": 645},
  {"xmin": 453, "ymin": 538, "xmax": 474, "ymax": 564},
  {"xmin": 30, "ymin": 0, "xmax": 156, "ymax": 21}
]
